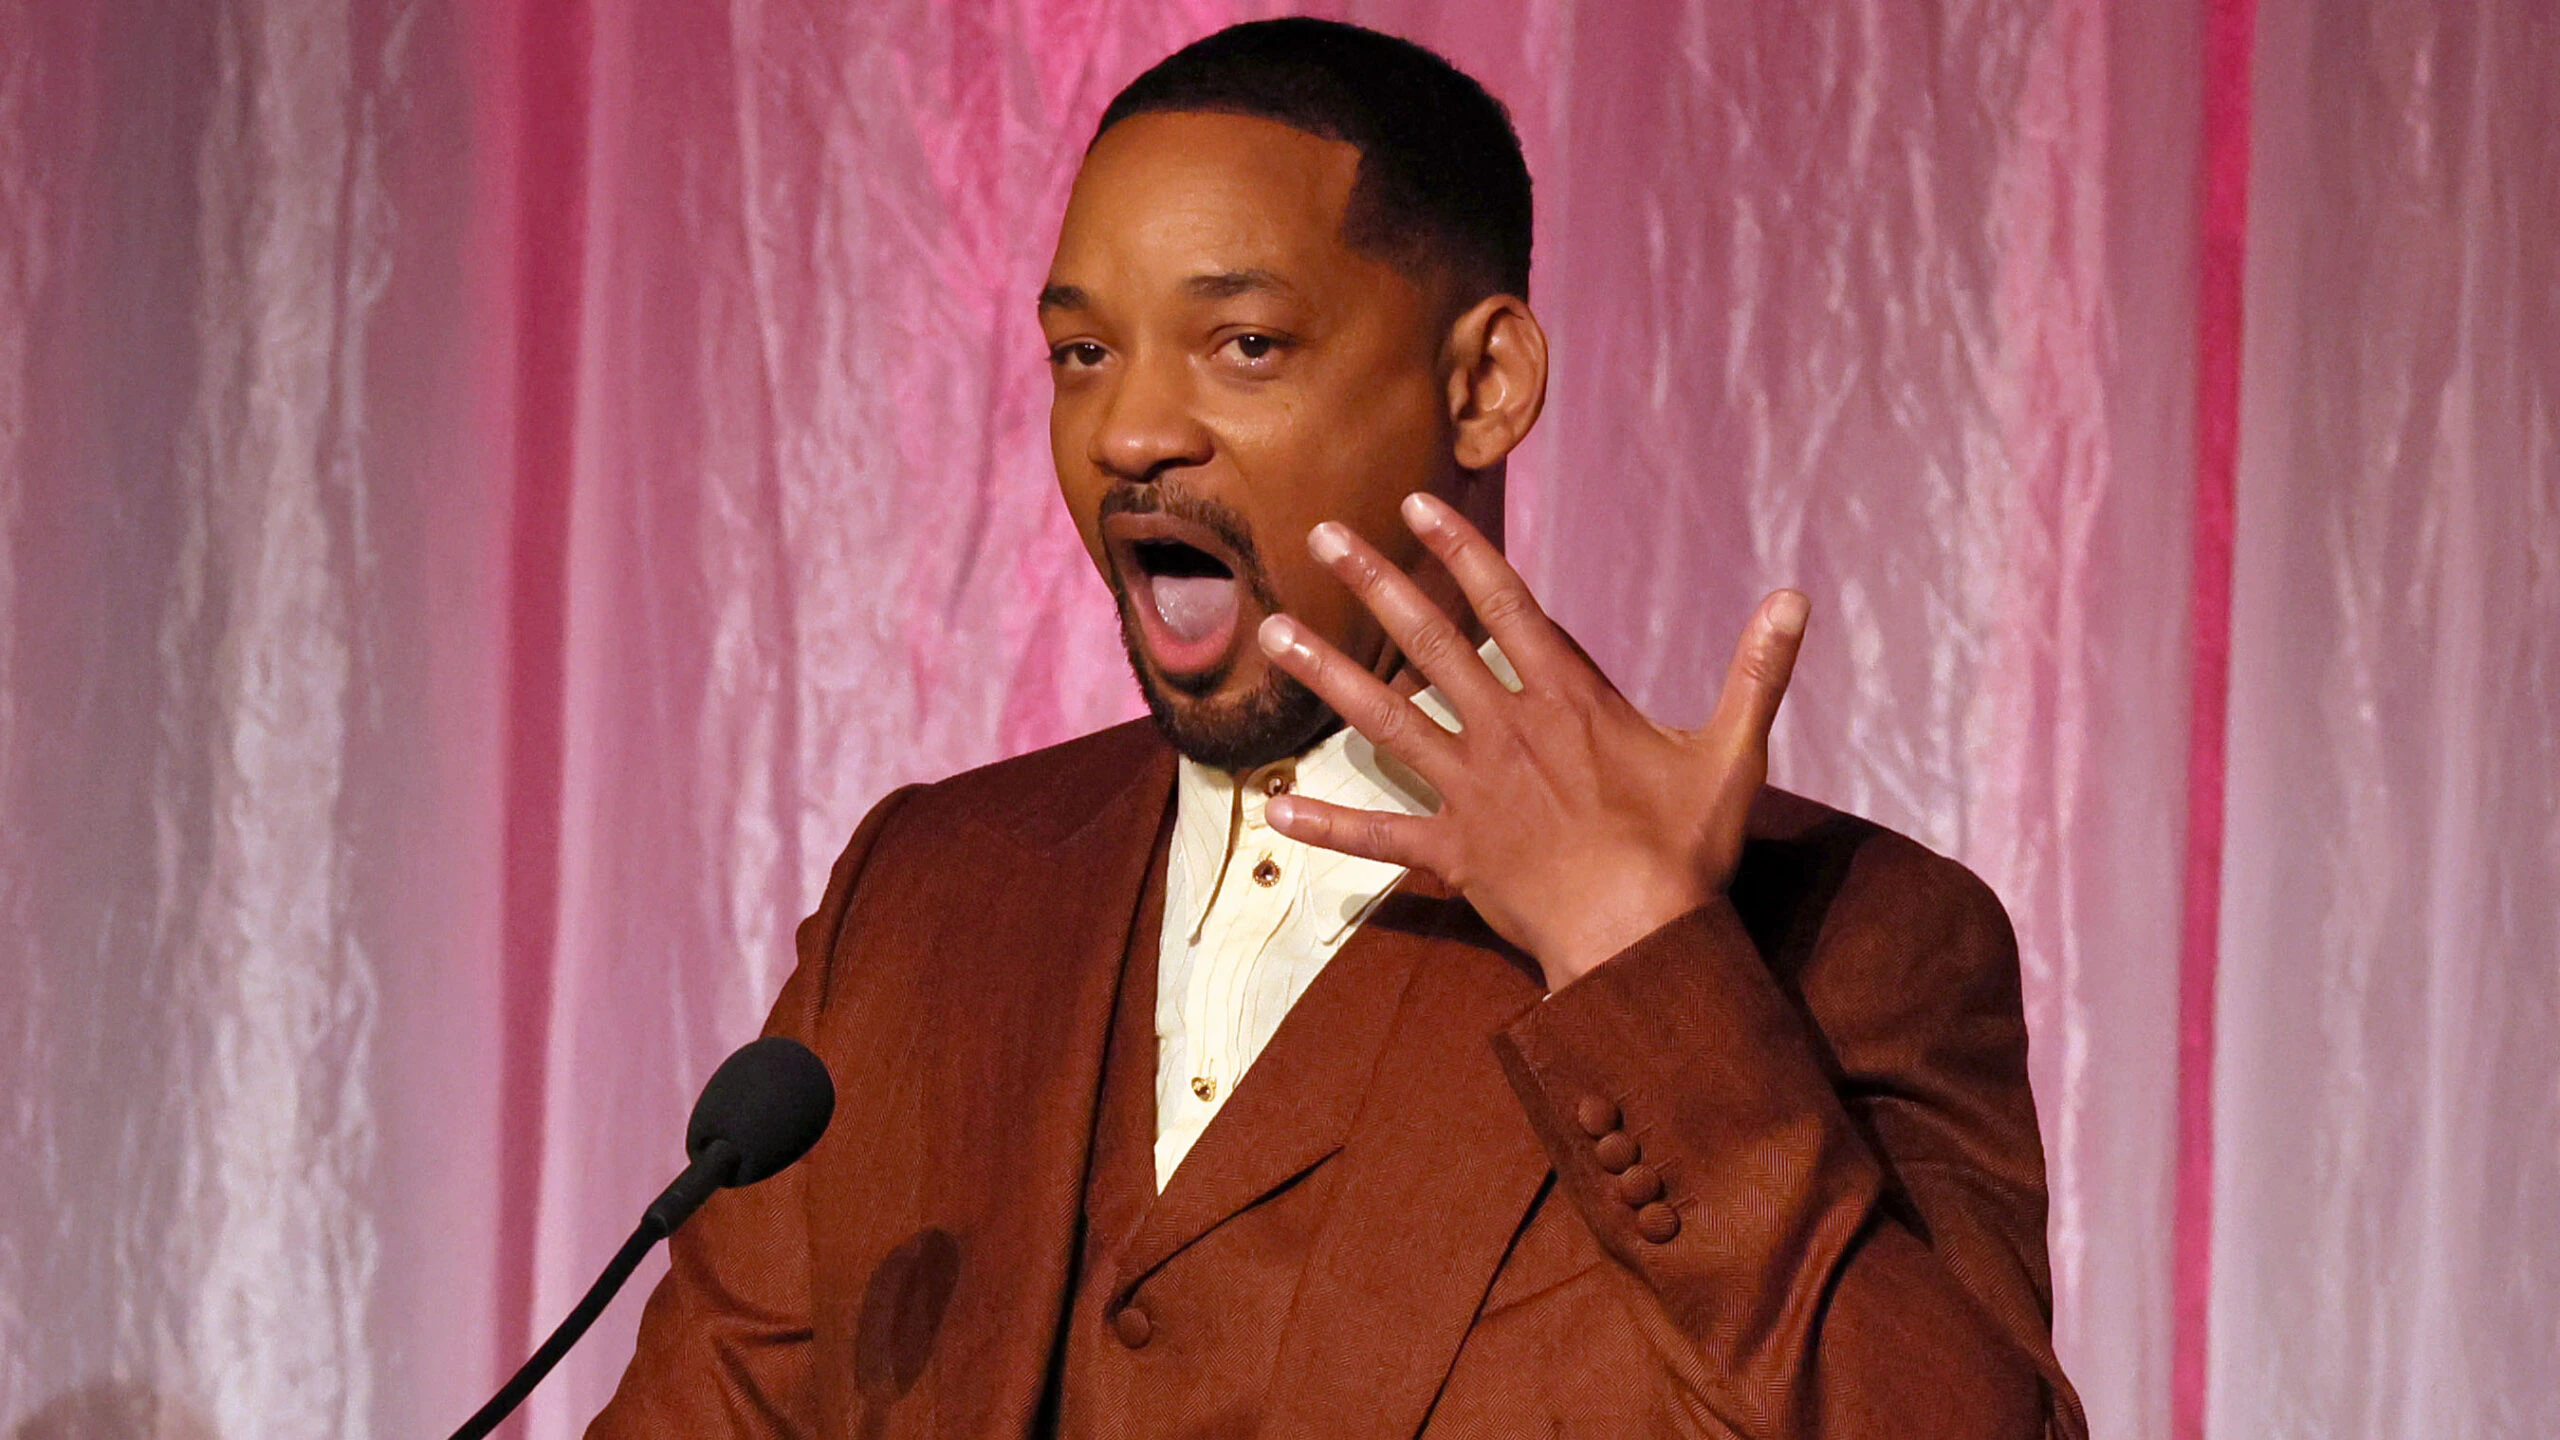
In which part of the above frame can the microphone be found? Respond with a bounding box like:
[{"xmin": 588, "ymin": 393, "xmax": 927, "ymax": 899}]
[{"xmin": 449, "ymin": 1036, "xmax": 837, "ymax": 1440}]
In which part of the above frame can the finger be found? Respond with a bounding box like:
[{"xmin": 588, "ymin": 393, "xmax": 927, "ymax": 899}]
[
  {"xmin": 1307, "ymin": 520, "xmax": 1513, "ymax": 722},
  {"xmin": 1258, "ymin": 612, "xmax": 1463, "ymax": 780},
  {"xmin": 1264, "ymin": 792, "xmax": 1442, "ymax": 871},
  {"xmin": 1704, "ymin": 589, "xmax": 1809, "ymax": 755},
  {"xmin": 1399, "ymin": 491, "xmax": 1582, "ymax": 688}
]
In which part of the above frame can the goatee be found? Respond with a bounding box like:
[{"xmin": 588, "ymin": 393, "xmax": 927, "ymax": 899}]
[
  {"xmin": 1118, "ymin": 612, "xmax": 1335, "ymax": 772},
  {"xmin": 1099, "ymin": 482, "xmax": 1335, "ymax": 772}
]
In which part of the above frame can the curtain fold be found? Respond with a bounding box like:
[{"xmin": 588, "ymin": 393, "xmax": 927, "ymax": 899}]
[
  {"xmin": 0, "ymin": 1, "xmax": 515, "ymax": 1433},
  {"xmin": 2213, "ymin": 2, "xmax": 2560, "ymax": 1434}
]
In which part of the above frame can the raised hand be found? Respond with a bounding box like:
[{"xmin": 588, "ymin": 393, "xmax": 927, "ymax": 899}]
[{"xmin": 1256, "ymin": 492, "xmax": 1807, "ymax": 991}]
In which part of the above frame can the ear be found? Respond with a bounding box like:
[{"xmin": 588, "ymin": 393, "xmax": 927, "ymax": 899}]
[{"xmin": 1442, "ymin": 294, "xmax": 1549, "ymax": 472}]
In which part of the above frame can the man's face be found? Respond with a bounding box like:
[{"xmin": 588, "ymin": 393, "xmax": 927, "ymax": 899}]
[{"xmin": 1041, "ymin": 111, "xmax": 1456, "ymax": 772}]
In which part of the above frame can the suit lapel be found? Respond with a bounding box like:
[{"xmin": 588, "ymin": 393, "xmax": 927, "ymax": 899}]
[
  {"xmin": 1105, "ymin": 894, "xmax": 1429, "ymax": 1304},
  {"xmin": 1261, "ymin": 885, "xmax": 1555, "ymax": 1439},
  {"xmin": 905, "ymin": 730, "xmax": 1176, "ymax": 1440}
]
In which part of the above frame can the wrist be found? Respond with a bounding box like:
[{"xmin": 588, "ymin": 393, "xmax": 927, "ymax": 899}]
[{"xmin": 1536, "ymin": 881, "xmax": 1713, "ymax": 991}]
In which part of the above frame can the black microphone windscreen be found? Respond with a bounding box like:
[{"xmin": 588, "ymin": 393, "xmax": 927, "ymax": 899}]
[{"xmin": 685, "ymin": 1036, "xmax": 837, "ymax": 1186}]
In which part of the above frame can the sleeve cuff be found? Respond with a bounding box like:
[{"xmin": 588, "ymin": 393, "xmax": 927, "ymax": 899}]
[{"xmin": 1491, "ymin": 900, "xmax": 1875, "ymax": 1267}]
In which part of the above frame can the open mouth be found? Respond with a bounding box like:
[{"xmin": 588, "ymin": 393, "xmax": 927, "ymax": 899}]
[
  {"xmin": 1134, "ymin": 538, "xmax": 1235, "ymax": 640},
  {"xmin": 1105, "ymin": 512, "xmax": 1252, "ymax": 679}
]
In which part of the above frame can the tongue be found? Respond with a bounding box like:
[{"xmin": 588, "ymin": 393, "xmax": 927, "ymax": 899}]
[{"xmin": 1152, "ymin": 574, "xmax": 1239, "ymax": 643}]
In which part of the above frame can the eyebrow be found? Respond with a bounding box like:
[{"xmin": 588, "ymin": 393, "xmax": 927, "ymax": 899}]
[
  {"xmin": 1035, "ymin": 269, "xmax": 1300, "ymax": 313},
  {"xmin": 1183, "ymin": 268, "xmax": 1296, "ymax": 301}
]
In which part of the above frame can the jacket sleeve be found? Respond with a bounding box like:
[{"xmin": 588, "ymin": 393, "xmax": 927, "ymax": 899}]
[
  {"xmin": 586, "ymin": 784, "xmax": 922, "ymax": 1440},
  {"xmin": 1490, "ymin": 835, "xmax": 2088, "ymax": 1440}
]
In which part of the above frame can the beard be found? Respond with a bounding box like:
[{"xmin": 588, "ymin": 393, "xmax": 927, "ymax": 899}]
[
  {"xmin": 1100, "ymin": 483, "xmax": 1337, "ymax": 772},
  {"xmin": 1121, "ymin": 621, "xmax": 1336, "ymax": 772}
]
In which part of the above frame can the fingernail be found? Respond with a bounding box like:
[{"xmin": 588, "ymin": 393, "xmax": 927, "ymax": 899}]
[
  {"xmin": 1308, "ymin": 522, "xmax": 1352, "ymax": 564},
  {"xmin": 1258, "ymin": 613, "xmax": 1301, "ymax": 656},
  {"xmin": 1265, "ymin": 794, "xmax": 1297, "ymax": 827},
  {"xmin": 1769, "ymin": 590, "xmax": 1810, "ymax": 636},
  {"xmin": 1401, "ymin": 492, "xmax": 1446, "ymax": 531}
]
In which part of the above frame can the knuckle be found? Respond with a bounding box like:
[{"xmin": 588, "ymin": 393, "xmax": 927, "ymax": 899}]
[
  {"xmin": 1742, "ymin": 635, "xmax": 1797, "ymax": 690},
  {"xmin": 1525, "ymin": 686, "xmax": 1593, "ymax": 736},
  {"xmin": 1430, "ymin": 845, "xmax": 1469, "ymax": 891},
  {"xmin": 1475, "ymin": 583, "xmax": 1534, "ymax": 630},
  {"xmin": 1404, "ymin": 617, "xmax": 1462, "ymax": 671},
  {"xmin": 1368, "ymin": 690, "xmax": 1413, "ymax": 746},
  {"xmin": 1549, "ymin": 663, "xmax": 1605, "ymax": 706}
]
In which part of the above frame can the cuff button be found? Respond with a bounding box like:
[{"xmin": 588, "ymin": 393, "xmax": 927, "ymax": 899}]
[
  {"xmin": 1615, "ymin": 1163, "xmax": 1664, "ymax": 1207},
  {"xmin": 1574, "ymin": 1096, "xmax": 1621, "ymax": 1138},
  {"xmin": 1593, "ymin": 1131, "xmax": 1640, "ymax": 1173},
  {"xmin": 1635, "ymin": 1202, "xmax": 1681, "ymax": 1244}
]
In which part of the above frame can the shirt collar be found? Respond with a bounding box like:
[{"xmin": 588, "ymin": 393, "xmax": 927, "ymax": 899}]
[{"xmin": 1168, "ymin": 639, "xmax": 1517, "ymax": 944}]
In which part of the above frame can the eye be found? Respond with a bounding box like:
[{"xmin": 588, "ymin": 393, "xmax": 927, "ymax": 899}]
[
  {"xmin": 1048, "ymin": 341, "xmax": 1108, "ymax": 370},
  {"xmin": 1219, "ymin": 332, "xmax": 1290, "ymax": 368}
]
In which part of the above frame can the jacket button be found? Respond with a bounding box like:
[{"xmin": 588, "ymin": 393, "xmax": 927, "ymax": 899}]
[
  {"xmin": 1636, "ymin": 1202, "xmax": 1681, "ymax": 1244},
  {"xmin": 1574, "ymin": 1096, "xmax": 1621, "ymax": 1137},
  {"xmin": 1112, "ymin": 1304, "xmax": 1153, "ymax": 1349},
  {"xmin": 1593, "ymin": 1131, "xmax": 1640, "ymax": 1173},
  {"xmin": 1614, "ymin": 1162, "xmax": 1664, "ymax": 1206}
]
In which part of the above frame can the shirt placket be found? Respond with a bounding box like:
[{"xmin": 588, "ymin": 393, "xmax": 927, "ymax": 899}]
[{"xmin": 1180, "ymin": 762, "xmax": 1297, "ymax": 1109}]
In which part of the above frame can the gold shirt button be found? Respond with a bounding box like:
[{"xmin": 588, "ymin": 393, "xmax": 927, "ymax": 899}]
[
  {"xmin": 1191, "ymin": 1076, "xmax": 1218, "ymax": 1101},
  {"xmin": 1251, "ymin": 856, "xmax": 1281, "ymax": 887},
  {"xmin": 1263, "ymin": 773, "xmax": 1293, "ymax": 797}
]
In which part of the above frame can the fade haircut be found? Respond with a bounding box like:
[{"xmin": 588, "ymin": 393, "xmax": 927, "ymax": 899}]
[{"xmin": 1093, "ymin": 18, "xmax": 1534, "ymax": 307}]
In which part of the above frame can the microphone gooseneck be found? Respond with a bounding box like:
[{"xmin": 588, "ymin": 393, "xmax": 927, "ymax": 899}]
[
  {"xmin": 641, "ymin": 1135, "xmax": 742, "ymax": 1240},
  {"xmin": 448, "ymin": 1036, "xmax": 836, "ymax": 1440}
]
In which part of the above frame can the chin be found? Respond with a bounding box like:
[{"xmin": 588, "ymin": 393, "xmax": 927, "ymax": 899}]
[{"xmin": 1119, "ymin": 614, "xmax": 1332, "ymax": 772}]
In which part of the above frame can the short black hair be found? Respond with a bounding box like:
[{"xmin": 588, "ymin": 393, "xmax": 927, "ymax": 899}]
[{"xmin": 1093, "ymin": 18, "xmax": 1533, "ymax": 304}]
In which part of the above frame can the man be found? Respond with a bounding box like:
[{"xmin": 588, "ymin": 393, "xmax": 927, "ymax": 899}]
[{"xmin": 593, "ymin": 18, "xmax": 2085, "ymax": 1438}]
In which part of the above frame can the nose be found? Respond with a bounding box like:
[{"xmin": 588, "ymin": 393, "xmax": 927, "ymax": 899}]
[{"xmin": 1088, "ymin": 348, "xmax": 1212, "ymax": 483}]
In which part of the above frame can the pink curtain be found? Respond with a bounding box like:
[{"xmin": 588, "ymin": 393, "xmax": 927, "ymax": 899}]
[
  {"xmin": 2213, "ymin": 1, "xmax": 2560, "ymax": 1435},
  {"xmin": 0, "ymin": 4, "xmax": 2547, "ymax": 1440}
]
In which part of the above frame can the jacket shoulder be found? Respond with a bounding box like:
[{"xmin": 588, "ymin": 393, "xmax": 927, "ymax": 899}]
[
  {"xmin": 1735, "ymin": 787, "xmax": 2017, "ymax": 989},
  {"xmin": 879, "ymin": 718, "xmax": 1173, "ymax": 855}
]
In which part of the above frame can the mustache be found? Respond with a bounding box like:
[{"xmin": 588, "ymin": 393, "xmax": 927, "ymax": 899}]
[{"xmin": 1096, "ymin": 483, "xmax": 1279, "ymax": 605}]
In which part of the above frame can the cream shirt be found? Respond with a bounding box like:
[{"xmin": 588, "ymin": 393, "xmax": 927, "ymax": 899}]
[{"xmin": 1154, "ymin": 642, "xmax": 1519, "ymax": 1191}]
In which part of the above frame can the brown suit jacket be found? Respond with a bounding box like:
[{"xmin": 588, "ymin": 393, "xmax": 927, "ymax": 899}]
[{"xmin": 589, "ymin": 721, "xmax": 2086, "ymax": 1438}]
